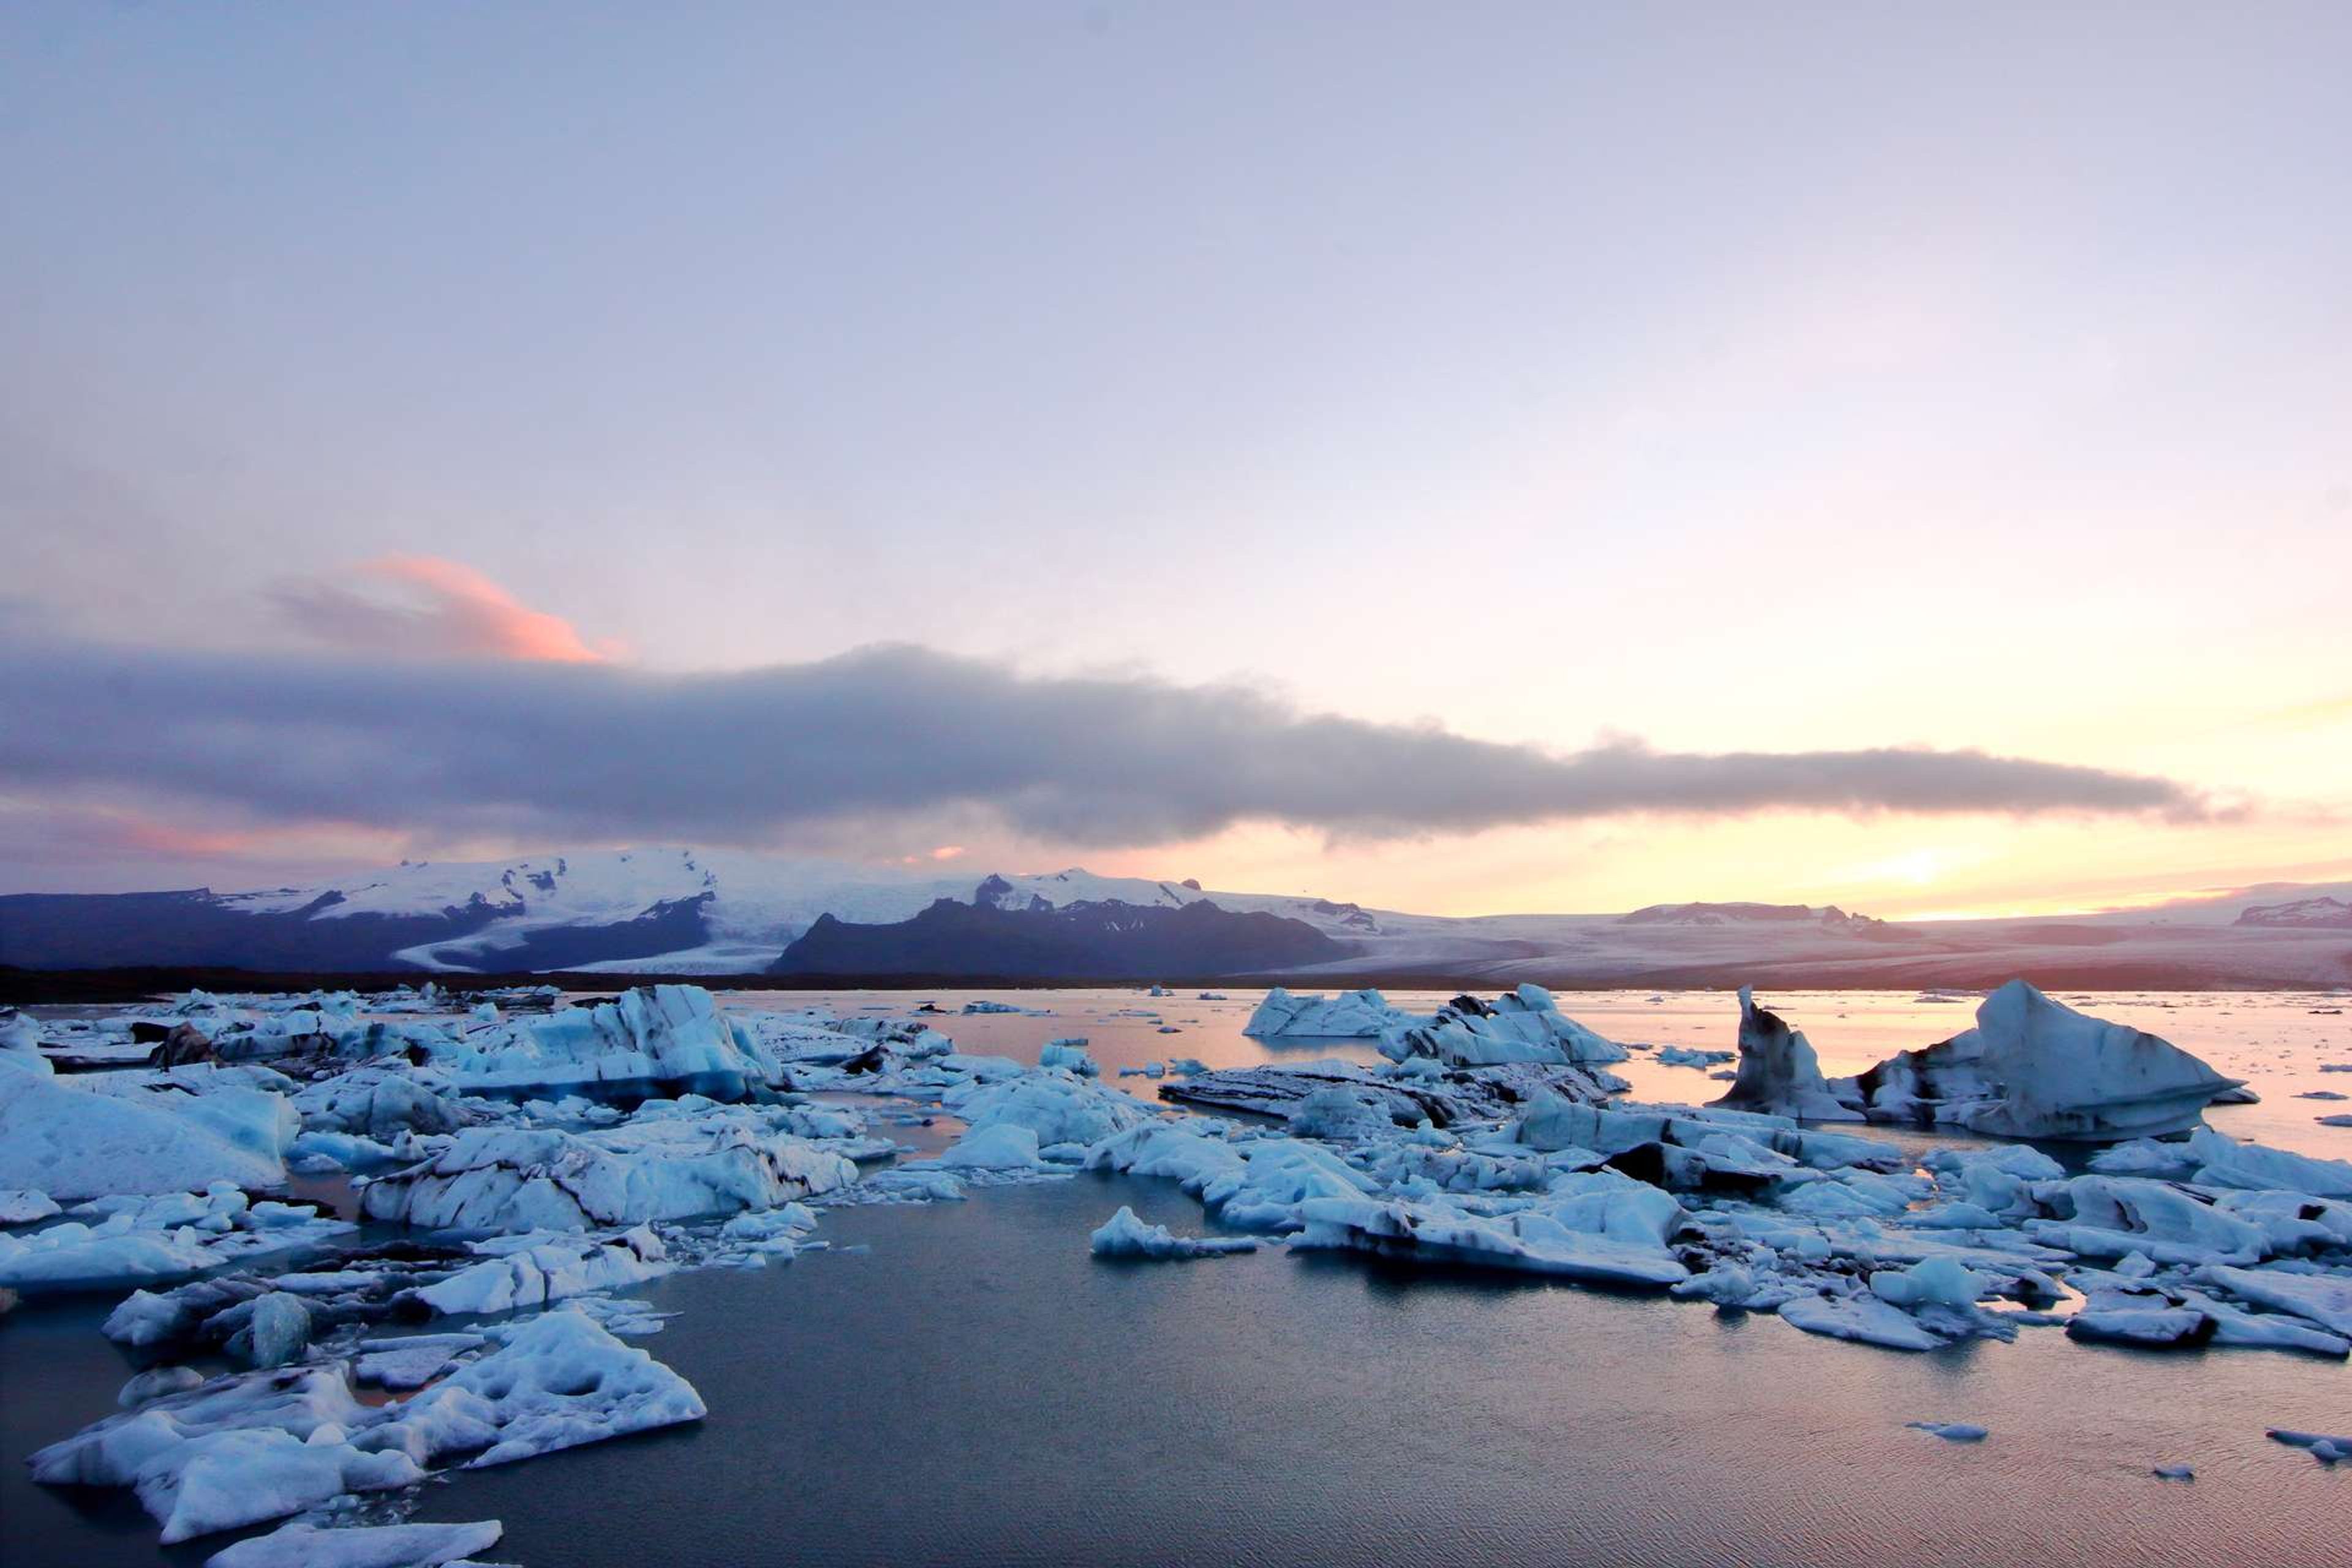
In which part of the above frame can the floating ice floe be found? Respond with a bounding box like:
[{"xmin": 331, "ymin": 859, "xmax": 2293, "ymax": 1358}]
[
  {"xmin": 1905, "ymin": 1420, "xmax": 1988, "ymax": 1441},
  {"xmin": 1164, "ymin": 1057, "xmax": 1624, "ymax": 1129},
  {"xmin": 410, "ymin": 1226, "xmax": 673, "ymax": 1316},
  {"xmin": 1089, "ymin": 1205, "xmax": 1257, "ymax": 1259},
  {"xmin": 1243, "ymin": 987, "xmax": 1406, "ymax": 1038},
  {"xmin": 0, "ymin": 1187, "xmax": 64, "ymax": 1224},
  {"xmin": 203, "ymin": 1518, "xmax": 505, "ymax": 1568},
  {"xmin": 943, "ymin": 1068, "xmax": 1155, "ymax": 1148},
  {"xmin": 1294, "ymin": 1178, "xmax": 1690, "ymax": 1287},
  {"xmin": 389, "ymin": 1305, "xmax": 706, "ymax": 1468},
  {"xmin": 2267, "ymin": 1428, "xmax": 2351, "ymax": 1462},
  {"xmin": 356, "ymin": 1110, "xmax": 860, "ymax": 1230},
  {"xmin": 36, "ymin": 1305, "xmax": 704, "ymax": 1542},
  {"xmin": 0, "ymin": 1184, "xmax": 351, "ymax": 1296},
  {"xmin": 28, "ymin": 1362, "xmax": 427, "ymax": 1543},
  {"xmin": 1379, "ymin": 987, "xmax": 1629, "ymax": 1069}
]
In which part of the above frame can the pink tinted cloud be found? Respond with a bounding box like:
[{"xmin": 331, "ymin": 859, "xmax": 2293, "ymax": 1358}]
[{"xmin": 273, "ymin": 555, "xmax": 617, "ymax": 663}]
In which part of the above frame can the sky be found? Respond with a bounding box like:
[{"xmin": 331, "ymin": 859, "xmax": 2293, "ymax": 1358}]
[{"xmin": 2, "ymin": 3, "xmax": 2348, "ymax": 919}]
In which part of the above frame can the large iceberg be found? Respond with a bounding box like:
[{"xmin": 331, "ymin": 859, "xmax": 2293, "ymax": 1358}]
[
  {"xmin": 1744, "ymin": 981, "xmax": 2239, "ymax": 1142},
  {"xmin": 418, "ymin": 985, "xmax": 771, "ymax": 1096},
  {"xmin": 0, "ymin": 1069, "xmax": 290, "ymax": 1200}
]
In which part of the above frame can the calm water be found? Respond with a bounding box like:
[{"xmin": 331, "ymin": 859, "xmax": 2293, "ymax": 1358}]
[{"xmin": 6, "ymin": 989, "xmax": 2348, "ymax": 1566}]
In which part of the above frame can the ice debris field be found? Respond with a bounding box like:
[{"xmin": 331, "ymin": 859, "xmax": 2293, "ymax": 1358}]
[{"xmin": 3, "ymin": 978, "xmax": 2351, "ymax": 1564}]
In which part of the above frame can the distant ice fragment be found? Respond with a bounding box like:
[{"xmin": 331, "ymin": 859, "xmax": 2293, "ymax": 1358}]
[{"xmin": 1905, "ymin": 1420, "xmax": 1988, "ymax": 1442}]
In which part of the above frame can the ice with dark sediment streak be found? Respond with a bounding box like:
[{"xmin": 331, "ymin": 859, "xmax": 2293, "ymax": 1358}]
[
  {"xmin": 1709, "ymin": 988, "xmax": 1863, "ymax": 1122},
  {"xmin": 1379, "ymin": 986, "xmax": 1630, "ymax": 1069},
  {"xmin": 355, "ymin": 1109, "xmax": 859, "ymax": 1230},
  {"xmin": 1717, "ymin": 980, "xmax": 2243, "ymax": 1141},
  {"xmin": 28, "ymin": 1363, "xmax": 425, "ymax": 1543}
]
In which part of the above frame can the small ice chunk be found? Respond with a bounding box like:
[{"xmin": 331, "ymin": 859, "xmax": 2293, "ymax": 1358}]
[
  {"xmin": 2267, "ymin": 1428, "xmax": 2352, "ymax": 1462},
  {"xmin": 244, "ymin": 1292, "xmax": 311, "ymax": 1369},
  {"xmin": 1905, "ymin": 1420, "xmax": 1989, "ymax": 1442},
  {"xmin": 0, "ymin": 1188, "xmax": 62, "ymax": 1224}
]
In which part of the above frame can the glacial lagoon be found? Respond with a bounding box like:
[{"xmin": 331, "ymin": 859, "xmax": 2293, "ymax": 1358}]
[{"xmin": 4, "ymin": 987, "xmax": 2348, "ymax": 1567}]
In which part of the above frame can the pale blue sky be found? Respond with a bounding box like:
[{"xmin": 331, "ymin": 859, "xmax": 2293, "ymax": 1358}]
[{"xmin": 3, "ymin": 4, "xmax": 2348, "ymax": 910}]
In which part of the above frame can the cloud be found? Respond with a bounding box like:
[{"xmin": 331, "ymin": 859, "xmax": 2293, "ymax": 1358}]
[
  {"xmin": 271, "ymin": 556, "xmax": 612, "ymax": 663},
  {"xmin": 0, "ymin": 636, "xmax": 2224, "ymax": 854}
]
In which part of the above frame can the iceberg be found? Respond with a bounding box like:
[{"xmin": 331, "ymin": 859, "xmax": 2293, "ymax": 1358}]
[
  {"xmin": 1379, "ymin": 987, "xmax": 1629, "ymax": 1069},
  {"xmin": 941, "ymin": 1071, "xmax": 1155, "ymax": 1148},
  {"xmin": 419, "ymin": 985, "xmax": 770, "ymax": 1096},
  {"xmin": 1834, "ymin": 981, "xmax": 2241, "ymax": 1141},
  {"xmin": 1089, "ymin": 1205, "xmax": 1257, "ymax": 1259},
  {"xmin": 387, "ymin": 1306, "xmax": 706, "ymax": 1468},
  {"xmin": 411, "ymin": 1226, "xmax": 673, "ymax": 1316},
  {"xmin": 1295, "ymin": 1192, "xmax": 1689, "ymax": 1287},
  {"xmin": 29, "ymin": 1363, "xmax": 424, "ymax": 1543},
  {"xmin": 1777, "ymin": 1291, "xmax": 1948, "ymax": 1352},
  {"xmin": 1243, "ymin": 987, "xmax": 1405, "ymax": 1038},
  {"xmin": 358, "ymin": 1117, "xmax": 858, "ymax": 1231},
  {"xmin": 938, "ymin": 1123, "xmax": 1044, "ymax": 1169},
  {"xmin": 2183, "ymin": 1127, "xmax": 2352, "ymax": 1198},
  {"xmin": 2198, "ymin": 1265, "xmax": 2352, "ymax": 1338},
  {"xmin": 0, "ymin": 1069, "xmax": 289, "ymax": 1200},
  {"xmin": 1710, "ymin": 989, "xmax": 1863, "ymax": 1121}
]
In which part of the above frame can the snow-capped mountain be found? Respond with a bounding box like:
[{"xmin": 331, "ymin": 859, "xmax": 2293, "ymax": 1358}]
[
  {"xmin": 2235, "ymin": 895, "xmax": 2352, "ymax": 930},
  {"xmin": 1, "ymin": 849, "xmax": 2347, "ymax": 988}
]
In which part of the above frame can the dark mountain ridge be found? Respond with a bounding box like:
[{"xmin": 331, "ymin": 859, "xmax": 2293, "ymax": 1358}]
[{"xmin": 769, "ymin": 897, "xmax": 1349, "ymax": 980}]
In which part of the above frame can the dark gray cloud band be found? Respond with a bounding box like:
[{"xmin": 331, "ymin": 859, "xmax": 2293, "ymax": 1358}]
[{"xmin": 0, "ymin": 636, "xmax": 2219, "ymax": 846}]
